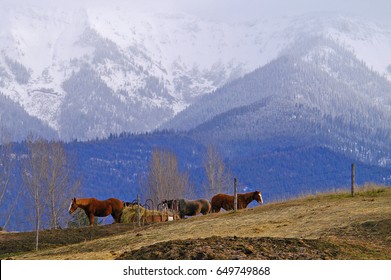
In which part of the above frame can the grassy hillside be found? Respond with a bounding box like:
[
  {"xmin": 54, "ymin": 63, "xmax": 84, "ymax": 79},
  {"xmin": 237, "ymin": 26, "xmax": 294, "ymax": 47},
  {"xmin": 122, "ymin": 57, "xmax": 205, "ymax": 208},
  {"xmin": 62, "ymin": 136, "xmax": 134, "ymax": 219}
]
[{"xmin": 2, "ymin": 185, "xmax": 391, "ymax": 260}]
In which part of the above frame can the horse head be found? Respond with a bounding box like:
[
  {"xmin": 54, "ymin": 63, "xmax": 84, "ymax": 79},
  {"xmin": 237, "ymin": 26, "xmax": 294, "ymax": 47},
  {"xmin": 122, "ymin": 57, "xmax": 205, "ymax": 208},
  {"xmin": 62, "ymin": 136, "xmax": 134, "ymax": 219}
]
[
  {"xmin": 68, "ymin": 197, "xmax": 78, "ymax": 214},
  {"xmin": 161, "ymin": 199, "xmax": 168, "ymax": 208},
  {"xmin": 161, "ymin": 199, "xmax": 179, "ymax": 212},
  {"xmin": 254, "ymin": 191, "xmax": 263, "ymax": 204}
]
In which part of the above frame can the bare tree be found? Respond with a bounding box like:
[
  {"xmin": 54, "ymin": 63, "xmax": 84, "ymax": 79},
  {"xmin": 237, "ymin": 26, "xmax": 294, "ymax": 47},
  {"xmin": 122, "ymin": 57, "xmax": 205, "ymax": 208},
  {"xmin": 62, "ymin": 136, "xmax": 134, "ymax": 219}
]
[
  {"xmin": 23, "ymin": 136, "xmax": 80, "ymax": 250},
  {"xmin": 0, "ymin": 136, "xmax": 22, "ymax": 230},
  {"xmin": 44, "ymin": 141, "xmax": 80, "ymax": 229},
  {"xmin": 202, "ymin": 144, "xmax": 232, "ymax": 199},
  {"xmin": 23, "ymin": 136, "xmax": 46, "ymax": 250},
  {"xmin": 143, "ymin": 148, "xmax": 193, "ymax": 206},
  {"xmin": 179, "ymin": 171, "xmax": 195, "ymax": 200}
]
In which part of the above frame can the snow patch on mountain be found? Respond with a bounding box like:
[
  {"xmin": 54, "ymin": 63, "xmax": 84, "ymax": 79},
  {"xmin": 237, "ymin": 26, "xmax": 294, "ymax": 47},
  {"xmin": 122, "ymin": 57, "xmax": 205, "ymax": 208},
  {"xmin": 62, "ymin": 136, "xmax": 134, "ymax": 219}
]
[{"xmin": 0, "ymin": 3, "xmax": 390, "ymax": 140}]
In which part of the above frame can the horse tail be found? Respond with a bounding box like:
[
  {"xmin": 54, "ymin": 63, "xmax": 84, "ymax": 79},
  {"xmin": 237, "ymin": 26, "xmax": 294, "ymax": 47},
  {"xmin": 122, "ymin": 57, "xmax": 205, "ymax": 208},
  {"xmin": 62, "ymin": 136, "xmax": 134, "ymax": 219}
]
[
  {"xmin": 207, "ymin": 200, "xmax": 211, "ymax": 214},
  {"xmin": 210, "ymin": 194, "xmax": 222, "ymax": 213},
  {"xmin": 200, "ymin": 199, "xmax": 211, "ymax": 215},
  {"xmin": 118, "ymin": 207, "xmax": 124, "ymax": 223},
  {"xmin": 115, "ymin": 199, "xmax": 125, "ymax": 223}
]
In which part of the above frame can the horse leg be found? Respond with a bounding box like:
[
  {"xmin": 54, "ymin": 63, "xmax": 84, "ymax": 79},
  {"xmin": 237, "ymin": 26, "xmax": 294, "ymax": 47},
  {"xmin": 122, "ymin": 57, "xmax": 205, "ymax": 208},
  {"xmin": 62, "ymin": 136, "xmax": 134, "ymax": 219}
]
[
  {"xmin": 88, "ymin": 213, "xmax": 95, "ymax": 226},
  {"xmin": 223, "ymin": 203, "xmax": 233, "ymax": 211},
  {"xmin": 111, "ymin": 213, "xmax": 116, "ymax": 223},
  {"xmin": 202, "ymin": 204, "xmax": 211, "ymax": 215},
  {"xmin": 117, "ymin": 211, "xmax": 123, "ymax": 223},
  {"xmin": 212, "ymin": 205, "xmax": 220, "ymax": 213},
  {"xmin": 112, "ymin": 212, "xmax": 121, "ymax": 223}
]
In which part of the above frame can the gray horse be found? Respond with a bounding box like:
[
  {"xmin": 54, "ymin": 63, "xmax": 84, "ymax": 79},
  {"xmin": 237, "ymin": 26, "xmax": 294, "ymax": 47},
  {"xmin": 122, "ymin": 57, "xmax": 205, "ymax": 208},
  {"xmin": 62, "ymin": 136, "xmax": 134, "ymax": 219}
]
[{"xmin": 162, "ymin": 198, "xmax": 211, "ymax": 218}]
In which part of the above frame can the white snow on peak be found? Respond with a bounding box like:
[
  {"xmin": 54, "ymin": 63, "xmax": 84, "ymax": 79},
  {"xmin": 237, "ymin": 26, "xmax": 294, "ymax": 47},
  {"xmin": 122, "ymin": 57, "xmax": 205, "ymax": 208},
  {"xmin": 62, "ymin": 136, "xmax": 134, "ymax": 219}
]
[{"xmin": 0, "ymin": 2, "xmax": 390, "ymax": 137}]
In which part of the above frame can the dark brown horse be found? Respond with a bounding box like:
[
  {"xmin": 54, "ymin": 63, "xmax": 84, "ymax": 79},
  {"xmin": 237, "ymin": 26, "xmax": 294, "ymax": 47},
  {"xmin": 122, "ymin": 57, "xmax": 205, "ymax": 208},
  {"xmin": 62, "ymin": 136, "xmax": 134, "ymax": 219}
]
[
  {"xmin": 211, "ymin": 191, "xmax": 263, "ymax": 213},
  {"xmin": 162, "ymin": 198, "xmax": 211, "ymax": 218},
  {"xmin": 68, "ymin": 197, "xmax": 124, "ymax": 226}
]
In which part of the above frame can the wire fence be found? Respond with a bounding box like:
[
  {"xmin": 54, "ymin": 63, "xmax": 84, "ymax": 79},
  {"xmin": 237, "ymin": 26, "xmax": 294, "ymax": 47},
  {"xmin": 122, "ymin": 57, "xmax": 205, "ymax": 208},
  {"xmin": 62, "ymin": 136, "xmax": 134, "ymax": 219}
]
[{"xmin": 121, "ymin": 196, "xmax": 180, "ymax": 227}]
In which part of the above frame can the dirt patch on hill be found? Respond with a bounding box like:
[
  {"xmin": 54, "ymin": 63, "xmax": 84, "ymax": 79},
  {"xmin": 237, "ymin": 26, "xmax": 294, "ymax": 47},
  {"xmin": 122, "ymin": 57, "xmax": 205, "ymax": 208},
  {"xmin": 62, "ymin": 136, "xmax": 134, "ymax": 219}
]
[
  {"xmin": 116, "ymin": 219, "xmax": 391, "ymax": 260},
  {"xmin": 334, "ymin": 219, "xmax": 391, "ymax": 242},
  {"xmin": 0, "ymin": 223, "xmax": 136, "ymax": 259},
  {"xmin": 2, "ymin": 219, "xmax": 391, "ymax": 260},
  {"xmin": 324, "ymin": 219, "xmax": 391, "ymax": 259},
  {"xmin": 117, "ymin": 236, "xmax": 340, "ymax": 260}
]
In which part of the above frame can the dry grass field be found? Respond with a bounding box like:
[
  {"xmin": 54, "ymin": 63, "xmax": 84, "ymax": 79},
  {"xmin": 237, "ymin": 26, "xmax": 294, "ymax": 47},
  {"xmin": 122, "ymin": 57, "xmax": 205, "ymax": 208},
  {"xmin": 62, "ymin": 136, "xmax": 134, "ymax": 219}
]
[{"xmin": 2, "ymin": 185, "xmax": 391, "ymax": 260}]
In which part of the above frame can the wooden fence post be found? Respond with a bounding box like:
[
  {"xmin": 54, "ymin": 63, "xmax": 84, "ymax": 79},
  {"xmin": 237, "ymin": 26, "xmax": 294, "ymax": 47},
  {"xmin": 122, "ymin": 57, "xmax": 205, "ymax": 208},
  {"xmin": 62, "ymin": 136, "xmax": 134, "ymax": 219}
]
[
  {"xmin": 351, "ymin": 163, "xmax": 355, "ymax": 197},
  {"xmin": 234, "ymin": 177, "xmax": 238, "ymax": 212},
  {"xmin": 137, "ymin": 193, "xmax": 141, "ymax": 226}
]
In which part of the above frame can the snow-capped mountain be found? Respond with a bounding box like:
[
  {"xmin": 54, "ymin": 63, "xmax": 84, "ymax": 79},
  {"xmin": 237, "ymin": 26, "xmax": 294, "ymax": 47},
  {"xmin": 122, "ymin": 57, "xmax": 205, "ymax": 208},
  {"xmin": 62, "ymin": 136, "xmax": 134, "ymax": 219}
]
[
  {"xmin": 164, "ymin": 35, "xmax": 391, "ymax": 165},
  {"xmin": 1, "ymin": 1, "xmax": 391, "ymax": 141}
]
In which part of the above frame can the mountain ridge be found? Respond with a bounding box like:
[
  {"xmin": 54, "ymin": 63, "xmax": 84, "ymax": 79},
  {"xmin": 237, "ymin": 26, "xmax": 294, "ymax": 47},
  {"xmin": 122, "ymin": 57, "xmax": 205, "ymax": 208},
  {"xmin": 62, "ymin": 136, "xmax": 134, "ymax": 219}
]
[
  {"xmin": 165, "ymin": 40, "xmax": 391, "ymax": 165},
  {"xmin": 1, "ymin": 6, "xmax": 391, "ymax": 140}
]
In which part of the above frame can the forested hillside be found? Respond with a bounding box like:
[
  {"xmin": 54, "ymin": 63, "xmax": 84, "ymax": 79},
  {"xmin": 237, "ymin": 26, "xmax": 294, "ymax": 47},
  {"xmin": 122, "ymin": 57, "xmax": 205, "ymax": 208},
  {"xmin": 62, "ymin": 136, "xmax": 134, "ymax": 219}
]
[{"xmin": 2, "ymin": 131, "xmax": 390, "ymax": 232}]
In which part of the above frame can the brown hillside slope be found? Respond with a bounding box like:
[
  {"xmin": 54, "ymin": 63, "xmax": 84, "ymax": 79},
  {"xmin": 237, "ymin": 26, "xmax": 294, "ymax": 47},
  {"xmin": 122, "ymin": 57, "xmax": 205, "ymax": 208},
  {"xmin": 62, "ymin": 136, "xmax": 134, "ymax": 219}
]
[{"xmin": 3, "ymin": 187, "xmax": 391, "ymax": 260}]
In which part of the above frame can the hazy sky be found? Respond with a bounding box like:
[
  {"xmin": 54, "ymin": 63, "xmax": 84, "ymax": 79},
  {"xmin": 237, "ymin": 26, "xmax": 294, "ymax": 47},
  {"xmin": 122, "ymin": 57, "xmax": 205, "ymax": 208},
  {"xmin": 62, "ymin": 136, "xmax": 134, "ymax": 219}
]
[
  {"xmin": 2, "ymin": 0, "xmax": 391, "ymax": 26},
  {"xmin": 178, "ymin": 0, "xmax": 391, "ymax": 25}
]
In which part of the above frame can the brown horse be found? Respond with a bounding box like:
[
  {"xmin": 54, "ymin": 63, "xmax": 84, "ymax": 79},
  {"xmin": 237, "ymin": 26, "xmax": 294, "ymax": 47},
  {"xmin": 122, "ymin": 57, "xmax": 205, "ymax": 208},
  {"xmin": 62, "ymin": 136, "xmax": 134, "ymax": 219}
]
[
  {"xmin": 162, "ymin": 198, "xmax": 211, "ymax": 218},
  {"xmin": 211, "ymin": 191, "xmax": 263, "ymax": 213},
  {"xmin": 68, "ymin": 197, "xmax": 124, "ymax": 226}
]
